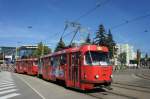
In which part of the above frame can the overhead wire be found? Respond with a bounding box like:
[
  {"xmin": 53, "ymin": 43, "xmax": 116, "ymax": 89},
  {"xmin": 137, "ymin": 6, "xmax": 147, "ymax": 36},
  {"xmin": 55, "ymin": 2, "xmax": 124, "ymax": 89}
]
[
  {"xmin": 111, "ymin": 13, "xmax": 150, "ymax": 30},
  {"xmin": 46, "ymin": 0, "xmax": 111, "ymax": 48},
  {"xmin": 61, "ymin": 0, "xmax": 111, "ymax": 41},
  {"xmin": 75, "ymin": 0, "xmax": 111, "ymax": 21},
  {"xmin": 60, "ymin": 23, "xmax": 68, "ymax": 38},
  {"xmin": 109, "ymin": 13, "xmax": 150, "ymax": 54}
]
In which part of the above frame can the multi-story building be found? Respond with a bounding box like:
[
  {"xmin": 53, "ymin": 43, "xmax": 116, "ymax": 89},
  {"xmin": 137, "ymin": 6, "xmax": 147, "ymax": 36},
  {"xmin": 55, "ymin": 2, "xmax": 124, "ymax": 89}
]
[
  {"xmin": 116, "ymin": 44, "xmax": 136, "ymax": 66},
  {"xmin": 17, "ymin": 45, "xmax": 38, "ymax": 59},
  {"xmin": 0, "ymin": 47, "xmax": 16, "ymax": 64}
]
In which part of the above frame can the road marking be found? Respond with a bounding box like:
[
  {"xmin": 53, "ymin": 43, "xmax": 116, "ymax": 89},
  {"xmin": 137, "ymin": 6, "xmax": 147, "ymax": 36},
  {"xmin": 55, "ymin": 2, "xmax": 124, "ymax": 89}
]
[
  {"xmin": 0, "ymin": 81, "xmax": 14, "ymax": 83},
  {"xmin": 0, "ymin": 89, "xmax": 18, "ymax": 95},
  {"xmin": 17, "ymin": 75, "xmax": 46, "ymax": 99},
  {"xmin": 0, "ymin": 80, "xmax": 13, "ymax": 83},
  {"xmin": 0, "ymin": 86, "xmax": 16, "ymax": 91},
  {"xmin": 0, "ymin": 84, "xmax": 15, "ymax": 88},
  {"xmin": 0, "ymin": 79, "xmax": 14, "ymax": 82},
  {"xmin": 0, "ymin": 93, "xmax": 20, "ymax": 99},
  {"xmin": 0, "ymin": 72, "xmax": 21, "ymax": 99},
  {"xmin": 0, "ymin": 82, "xmax": 14, "ymax": 85}
]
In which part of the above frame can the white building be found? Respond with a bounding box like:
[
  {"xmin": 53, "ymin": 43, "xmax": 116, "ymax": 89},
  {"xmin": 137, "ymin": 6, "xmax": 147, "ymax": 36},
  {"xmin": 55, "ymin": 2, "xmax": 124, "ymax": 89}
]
[{"xmin": 116, "ymin": 44, "xmax": 136, "ymax": 66}]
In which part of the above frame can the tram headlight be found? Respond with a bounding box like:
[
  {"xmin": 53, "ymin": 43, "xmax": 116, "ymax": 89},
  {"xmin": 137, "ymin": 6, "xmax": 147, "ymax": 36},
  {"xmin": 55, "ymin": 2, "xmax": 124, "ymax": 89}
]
[
  {"xmin": 95, "ymin": 75, "xmax": 99, "ymax": 79},
  {"xmin": 110, "ymin": 75, "xmax": 113, "ymax": 78}
]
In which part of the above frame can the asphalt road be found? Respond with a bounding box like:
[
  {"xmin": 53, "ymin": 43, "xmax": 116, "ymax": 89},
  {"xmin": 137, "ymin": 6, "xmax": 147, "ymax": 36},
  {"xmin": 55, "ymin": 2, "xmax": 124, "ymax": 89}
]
[
  {"xmin": 0, "ymin": 71, "xmax": 97, "ymax": 99},
  {"xmin": 0, "ymin": 69, "xmax": 150, "ymax": 99},
  {"xmin": 0, "ymin": 71, "xmax": 42, "ymax": 99}
]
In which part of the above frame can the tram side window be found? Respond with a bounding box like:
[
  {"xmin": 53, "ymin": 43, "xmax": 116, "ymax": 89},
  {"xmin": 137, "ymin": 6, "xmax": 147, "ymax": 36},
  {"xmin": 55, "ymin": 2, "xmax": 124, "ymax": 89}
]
[
  {"xmin": 52, "ymin": 56, "xmax": 60, "ymax": 67},
  {"xmin": 84, "ymin": 53, "xmax": 92, "ymax": 65},
  {"xmin": 60, "ymin": 54, "xmax": 67, "ymax": 65},
  {"xmin": 50, "ymin": 57, "xmax": 54, "ymax": 66}
]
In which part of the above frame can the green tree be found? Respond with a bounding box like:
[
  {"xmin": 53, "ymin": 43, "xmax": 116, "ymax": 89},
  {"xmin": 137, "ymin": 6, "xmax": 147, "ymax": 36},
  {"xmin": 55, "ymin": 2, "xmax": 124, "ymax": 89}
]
[
  {"xmin": 71, "ymin": 42, "xmax": 77, "ymax": 47},
  {"xmin": 107, "ymin": 29, "xmax": 117, "ymax": 59},
  {"xmin": 145, "ymin": 53, "xmax": 148, "ymax": 66},
  {"xmin": 85, "ymin": 33, "xmax": 91, "ymax": 44},
  {"xmin": 118, "ymin": 52, "xmax": 127, "ymax": 66},
  {"xmin": 136, "ymin": 49, "xmax": 141, "ymax": 67},
  {"xmin": 33, "ymin": 42, "xmax": 51, "ymax": 58},
  {"xmin": 93, "ymin": 25, "xmax": 117, "ymax": 59},
  {"xmin": 82, "ymin": 33, "xmax": 91, "ymax": 45},
  {"xmin": 145, "ymin": 53, "xmax": 148, "ymax": 60},
  {"xmin": 0, "ymin": 53, "xmax": 3, "ymax": 60},
  {"xmin": 55, "ymin": 37, "xmax": 66, "ymax": 52},
  {"xmin": 93, "ymin": 24, "xmax": 107, "ymax": 46}
]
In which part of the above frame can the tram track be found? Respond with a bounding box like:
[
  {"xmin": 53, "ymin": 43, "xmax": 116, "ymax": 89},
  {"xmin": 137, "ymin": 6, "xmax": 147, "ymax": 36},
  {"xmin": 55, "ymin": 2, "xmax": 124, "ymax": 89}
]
[
  {"xmin": 85, "ymin": 86, "xmax": 137, "ymax": 99},
  {"xmin": 142, "ymin": 73, "xmax": 150, "ymax": 77},
  {"xmin": 113, "ymin": 82, "xmax": 150, "ymax": 90},
  {"xmin": 86, "ymin": 93, "xmax": 104, "ymax": 99},
  {"xmin": 112, "ymin": 83, "xmax": 150, "ymax": 93},
  {"xmin": 86, "ymin": 90, "xmax": 137, "ymax": 99},
  {"xmin": 135, "ymin": 73, "xmax": 150, "ymax": 80},
  {"xmin": 109, "ymin": 85, "xmax": 150, "ymax": 99},
  {"xmin": 86, "ymin": 73, "xmax": 150, "ymax": 99}
]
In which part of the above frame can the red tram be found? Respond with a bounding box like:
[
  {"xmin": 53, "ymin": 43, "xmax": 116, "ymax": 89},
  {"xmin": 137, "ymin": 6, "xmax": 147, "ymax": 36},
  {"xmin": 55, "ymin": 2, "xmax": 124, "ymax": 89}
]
[
  {"xmin": 16, "ymin": 58, "xmax": 38, "ymax": 76},
  {"xmin": 38, "ymin": 45, "xmax": 113, "ymax": 90}
]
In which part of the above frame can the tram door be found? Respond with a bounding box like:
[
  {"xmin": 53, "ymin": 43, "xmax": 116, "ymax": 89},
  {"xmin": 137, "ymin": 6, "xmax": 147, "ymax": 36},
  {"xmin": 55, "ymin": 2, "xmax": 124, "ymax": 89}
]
[{"xmin": 69, "ymin": 52, "xmax": 80, "ymax": 88}]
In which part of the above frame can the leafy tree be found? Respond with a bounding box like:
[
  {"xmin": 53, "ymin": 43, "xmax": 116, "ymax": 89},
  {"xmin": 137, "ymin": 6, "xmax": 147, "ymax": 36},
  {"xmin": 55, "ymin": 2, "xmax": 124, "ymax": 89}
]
[
  {"xmin": 0, "ymin": 53, "xmax": 3, "ymax": 60},
  {"xmin": 145, "ymin": 53, "xmax": 148, "ymax": 60},
  {"xmin": 93, "ymin": 24, "xmax": 117, "ymax": 59},
  {"xmin": 93, "ymin": 24, "xmax": 107, "ymax": 46},
  {"xmin": 85, "ymin": 33, "xmax": 91, "ymax": 44},
  {"xmin": 107, "ymin": 29, "xmax": 117, "ymax": 59},
  {"xmin": 118, "ymin": 52, "xmax": 127, "ymax": 65},
  {"xmin": 144, "ymin": 53, "xmax": 148, "ymax": 66},
  {"xmin": 72, "ymin": 42, "xmax": 77, "ymax": 47},
  {"xmin": 136, "ymin": 49, "xmax": 141, "ymax": 67},
  {"xmin": 81, "ymin": 33, "xmax": 91, "ymax": 45},
  {"xmin": 33, "ymin": 42, "xmax": 51, "ymax": 57},
  {"xmin": 55, "ymin": 37, "xmax": 66, "ymax": 52}
]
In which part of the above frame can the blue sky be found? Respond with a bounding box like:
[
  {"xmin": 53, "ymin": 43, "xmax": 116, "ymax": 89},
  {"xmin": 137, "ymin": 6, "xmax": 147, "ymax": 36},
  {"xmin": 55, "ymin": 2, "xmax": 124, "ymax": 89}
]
[{"xmin": 0, "ymin": 0, "xmax": 150, "ymax": 54}]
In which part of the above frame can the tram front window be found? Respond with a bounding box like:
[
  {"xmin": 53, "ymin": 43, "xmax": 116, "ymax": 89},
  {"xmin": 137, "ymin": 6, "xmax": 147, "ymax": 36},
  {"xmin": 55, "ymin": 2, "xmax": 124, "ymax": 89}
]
[{"xmin": 85, "ymin": 51, "xmax": 110, "ymax": 66}]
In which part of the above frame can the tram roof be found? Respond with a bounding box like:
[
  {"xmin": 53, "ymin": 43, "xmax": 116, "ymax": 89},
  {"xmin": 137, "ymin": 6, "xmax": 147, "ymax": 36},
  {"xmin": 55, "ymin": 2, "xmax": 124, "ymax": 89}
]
[
  {"xmin": 16, "ymin": 58, "xmax": 38, "ymax": 62},
  {"xmin": 40, "ymin": 45, "xmax": 108, "ymax": 58}
]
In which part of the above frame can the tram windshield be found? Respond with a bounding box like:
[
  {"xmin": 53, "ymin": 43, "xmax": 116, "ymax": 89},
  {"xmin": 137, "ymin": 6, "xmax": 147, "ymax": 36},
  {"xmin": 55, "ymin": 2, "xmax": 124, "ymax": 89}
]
[{"xmin": 84, "ymin": 51, "xmax": 110, "ymax": 66}]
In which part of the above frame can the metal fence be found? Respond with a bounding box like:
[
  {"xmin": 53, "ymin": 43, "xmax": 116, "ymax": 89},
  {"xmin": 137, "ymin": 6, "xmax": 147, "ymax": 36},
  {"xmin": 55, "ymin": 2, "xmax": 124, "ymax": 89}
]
[
  {"xmin": 0, "ymin": 64, "xmax": 15, "ymax": 72},
  {"xmin": 113, "ymin": 64, "xmax": 150, "ymax": 72}
]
